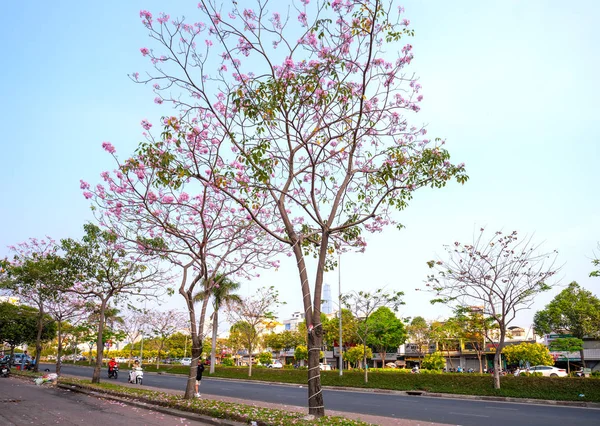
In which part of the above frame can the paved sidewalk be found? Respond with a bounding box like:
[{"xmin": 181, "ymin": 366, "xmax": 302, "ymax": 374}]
[{"xmin": 0, "ymin": 376, "xmax": 211, "ymax": 425}]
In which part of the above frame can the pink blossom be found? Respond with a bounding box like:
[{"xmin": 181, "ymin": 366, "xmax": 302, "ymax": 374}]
[
  {"xmin": 80, "ymin": 180, "xmax": 90, "ymax": 190},
  {"xmin": 141, "ymin": 119, "xmax": 152, "ymax": 130},
  {"xmin": 157, "ymin": 13, "xmax": 170, "ymax": 24},
  {"xmin": 140, "ymin": 10, "xmax": 153, "ymax": 26},
  {"xmin": 83, "ymin": 191, "xmax": 93, "ymax": 199},
  {"xmin": 102, "ymin": 142, "xmax": 116, "ymax": 154},
  {"xmin": 298, "ymin": 12, "xmax": 307, "ymax": 26},
  {"xmin": 140, "ymin": 47, "xmax": 150, "ymax": 56},
  {"xmin": 154, "ymin": 97, "xmax": 163, "ymax": 104}
]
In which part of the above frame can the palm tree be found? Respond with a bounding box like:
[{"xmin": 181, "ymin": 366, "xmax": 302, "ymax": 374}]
[
  {"xmin": 86, "ymin": 304, "xmax": 124, "ymax": 359},
  {"xmin": 194, "ymin": 275, "xmax": 242, "ymax": 374}
]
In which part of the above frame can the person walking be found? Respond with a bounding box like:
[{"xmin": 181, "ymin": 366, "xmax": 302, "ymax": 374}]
[
  {"xmin": 195, "ymin": 361, "xmax": 205, "ymax": 397},
  {"xmin": 21, "ymin": 351, "xmax": 28, "ymax": 371}
]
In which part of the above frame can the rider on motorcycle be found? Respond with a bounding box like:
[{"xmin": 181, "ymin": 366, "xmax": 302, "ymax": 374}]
[
  {"xmin": 128, "ymin": 359, "xmax": 143, "ymax": 383},
  {"xmin": 108, "ymin": 358, "xmax": 118, "ymax": 374}
]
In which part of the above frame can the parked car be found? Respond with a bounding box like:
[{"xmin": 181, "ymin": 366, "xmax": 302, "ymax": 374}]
[
  {"xmin": 180, "ymin": 357, "xmax": 192, "ymax": 366},
  {"xmin": 267, "ymin": 361, "xmax": 283, "ymax": 369},
  {"xmin": 319, "ymin": 363, "xmax": 332, "ymax": 371},
  {"xmin": 529, "ymin": 365, "xmax": 568, "ymax": 377},
  {"xmin": 11, "ymin": 354, "xmax": 31, "ymax": 366}
]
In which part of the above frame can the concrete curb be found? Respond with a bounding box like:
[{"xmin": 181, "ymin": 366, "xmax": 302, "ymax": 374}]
[{"xmin": 56, "ymin": 383, "xmax": 246, "ymax": 426}]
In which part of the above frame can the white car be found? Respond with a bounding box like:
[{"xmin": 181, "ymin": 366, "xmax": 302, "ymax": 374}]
[
  {"xmin": 319, "ymin": 363, "xmax": 331, "ymax": 371},
  {"xmin": 268, "ymin": 361, "xmax": 283, "ymax": 368},
  {"xmin": 180, "ymin": 357, "xmax": 192, "ymax": 366},
  {"xmin": 529, "ymin": 365, "xmax": 568, "ymax": 377}
]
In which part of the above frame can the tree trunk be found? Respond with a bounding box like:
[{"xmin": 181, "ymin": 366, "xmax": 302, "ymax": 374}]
[
  {"xmin": 492, "ymin": 349, "xmax": 501, "ymax": 389},
  {"xmin": 580, "ymin": 348, "xmax": 586, "ymax": 368},
  {"xmin": 445, "ymin": 348, "xmax": 454, "ymax": 369},
  {"xmin": 156, "ymin": 340, "xmax": 164, "ymax": 369},
  {"xmin": 92, "ymin": 299, "xmax": 108, "ymax": 384},
  {"xmin": 290, "ymin": 234, "xmax": 326, "ymax": 417},
  {"xmin": 248, "ymin": 344, "xmax": 253, "ymax": 377},
  {"xmin": 180, "ymin": 269, "xmax": 210, "ymax": 399},
  {"xmin": 33, "ymin": 306, "xmax": 46, "ymax": 373},
  {"xmin": 210, "ymin": 311, "xmax": 218, "ymax": 374},
  {"xmin": 56, "ymin": 320, "xmax": 63, "ymax": 375},
  {"xmin": 307, "ymin": 327, "xmax": 325, "ymax": 416},
  {"xmin": 477, "ymin": 353, "xmax": 483, "ymax": 374},
  {"xmin": 363, "ymin": 345, "xmax": 369, "ymax": 383},
  {"xmin": 492, "ymin": 330, "xmax": 506, "ymax": 390}
]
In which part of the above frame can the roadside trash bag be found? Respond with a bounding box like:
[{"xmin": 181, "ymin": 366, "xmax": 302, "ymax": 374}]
[{"xmin": 34, "ymin": 373, "xmax": 58, "ymax": 386}]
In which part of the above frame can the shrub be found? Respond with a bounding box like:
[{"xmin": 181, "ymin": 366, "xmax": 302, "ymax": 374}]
[
  {"xmin": 258, "ymin": 352, "xmax": 272, "ymax": 365},
  {"xmin": 421, "ymin": 352, "xmax": 445, "ymax": 370},
  {"xmin": 221, "ymin": 358, "xmax": 235, "ymax": 367}
]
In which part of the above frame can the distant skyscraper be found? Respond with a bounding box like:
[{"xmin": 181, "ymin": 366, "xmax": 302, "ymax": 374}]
[{"xmin": 322, "ymin": 283, "xmax": 332, "ymax": 314}]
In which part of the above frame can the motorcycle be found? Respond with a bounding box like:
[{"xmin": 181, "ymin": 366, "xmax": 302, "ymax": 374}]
[
  {"xmin": 128, "ymin": 366, "xmax": 143, "ymax": 385},
  {"xmin": 0, "ymin": 362, "xmax": 10, "ymax": 378},
  {"xmin": 108, "ymin": 365, "xmax": 119, "ymax": 379}
]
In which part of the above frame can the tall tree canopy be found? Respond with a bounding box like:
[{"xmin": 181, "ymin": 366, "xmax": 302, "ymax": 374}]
[
  {"xmin": 131, "ymin": 0, "xmax": 467, "ymax": 416},
  {"xmin": 533, "ymin": 281, "xmax": 600, "ymax": 367},
  {"xmin": 427, "ymin": 229, "xmax": 558, "ymax": 389}
]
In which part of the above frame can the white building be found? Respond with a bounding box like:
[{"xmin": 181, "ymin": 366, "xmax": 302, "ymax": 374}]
[{"xmin": 282, "ymin": 311, "xmax": 305, "ymax": 331}]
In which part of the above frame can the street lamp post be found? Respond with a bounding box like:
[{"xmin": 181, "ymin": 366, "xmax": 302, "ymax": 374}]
[
  {"xmin": 338, "ymin": 252, "xmax": 343, "ymax": 376},
  {"xmin": 139, "ymin": 332, "xmax": 144, "ymax": 362}
]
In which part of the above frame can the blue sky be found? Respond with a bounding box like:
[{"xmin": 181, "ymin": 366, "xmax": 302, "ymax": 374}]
[{"xmin": 1, "ymin": 1, "xmax": 598, "ymax": 329}]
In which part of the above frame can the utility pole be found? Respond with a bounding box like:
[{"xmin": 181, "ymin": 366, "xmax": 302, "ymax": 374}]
[
  {"xmin": 338, "ymin": 252, "xmax": 343, "ymax": 376},
  {"xmin": 139, "ymin": 332, "xmax": 144, "ymax": 362}
]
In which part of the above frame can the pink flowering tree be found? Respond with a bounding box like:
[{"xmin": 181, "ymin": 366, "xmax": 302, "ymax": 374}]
[
  {"xmin": 61, "ymin": 224, "xmax": 169, "ymax": 383},
  {"xmin": 44, "ymin": 291, "xmax": 86, "ymax": 375},
  {"xmin": 81, "ymin": 142, "xmax": 284, "ymax": 397},
  {"xmin": 120, "ymin": 308, "xmax": 149, "ymax": 367},
  {"xmin": 3, "ymin": 238, "xmax": 69, "ymax": 372},
  {"xmin": 426, "ymin": 229, "xmax": 559, "ymax": 389},
  {"xmin": 132, "ymin": 0, "xmax": 467, "ymax": 415},
  {"xmin": 146, "ymin": 308, "xmax": 187, "ymax": 369}
]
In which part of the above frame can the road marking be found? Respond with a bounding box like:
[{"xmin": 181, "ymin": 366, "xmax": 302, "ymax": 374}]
[
  {"xmin": 449, "ymin": 412, "xmax": 490, "ymax": 418},
  {"xmin": 484, "ymin": 406, "xmax": 519, "ymax": 411}
]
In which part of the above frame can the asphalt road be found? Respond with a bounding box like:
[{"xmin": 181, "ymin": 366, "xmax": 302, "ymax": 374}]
[
  {"xmin": 47, "ymin": 364, "xmax": 600, "ymax": 426},
  {"xmin": 0, "ymin": 375, "xmax": 210, "ymax": 425}
]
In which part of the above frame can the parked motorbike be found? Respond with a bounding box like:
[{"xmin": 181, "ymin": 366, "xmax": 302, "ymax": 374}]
[
  {"xmin": 0, "ymin": 362, "xmax": 10, "ymax": 378},
  {"xmin": 128, "ymin": 366, "xmax": 143, "ymax": 385},
  {"xmin": 108, "ymin": 365, "xmax": 119, "ymax": 379}
]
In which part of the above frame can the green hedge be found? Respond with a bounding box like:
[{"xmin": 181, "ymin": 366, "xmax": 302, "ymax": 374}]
[{"xmin": 207, "ymin": 367, "xmax": 600, "ymax": 402}]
